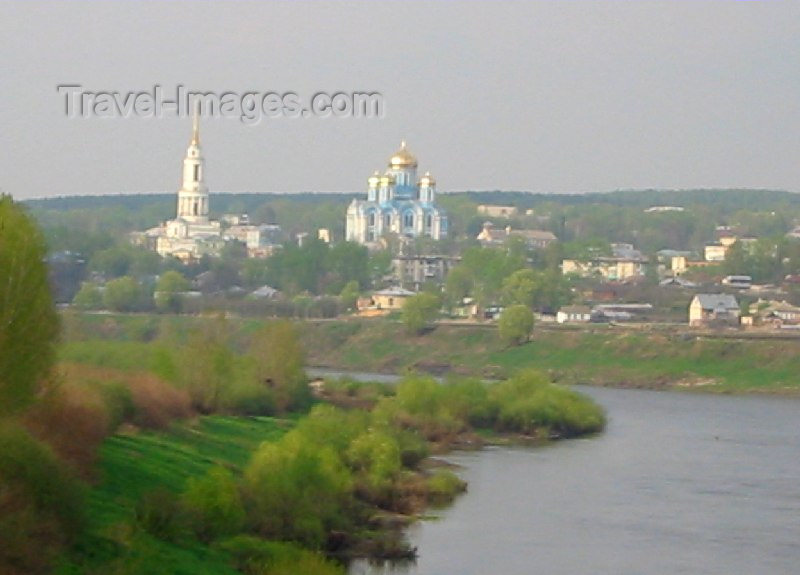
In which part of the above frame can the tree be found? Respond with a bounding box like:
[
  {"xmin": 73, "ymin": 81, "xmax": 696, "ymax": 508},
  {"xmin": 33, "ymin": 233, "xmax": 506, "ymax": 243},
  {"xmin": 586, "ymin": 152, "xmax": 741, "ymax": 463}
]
[
  {"xmin": 0, "ymin": 196, "xmax": 60, "ymax": 415},
  {"xmin": 402, "ymin": 292, "xmax": 441, "ymax": 335},
  {"xmin": 339, "ymin": 280, "xmax": 360, "ymax": 312},
  {"xmin": 155, "ymin": 270, "xmax": 189, "ymax": 313},
  {"xmin": 72, "ymin": 282, "xmax": 103, "ymax": 310},
  {"xmin": 103, "ymin": 276, "xmax": 148, "ymax": 312},
  {"xmin": 498, "ymin": 304, "xmax": 534, "ymax": 346},
  {"xmin": 181, "ymin": 318, "xmax": 236, "ymax": 413},
  {"xmin": 249, "ymin": 320, "xmax": 309, "ymax": 412}
]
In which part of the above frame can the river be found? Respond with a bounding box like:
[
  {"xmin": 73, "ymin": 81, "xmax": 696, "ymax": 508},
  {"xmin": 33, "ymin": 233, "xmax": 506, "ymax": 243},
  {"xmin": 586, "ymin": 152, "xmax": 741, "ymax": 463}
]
[{"xmin": 338, "ymin": 380, "xmax": 800, "ymax": 575}]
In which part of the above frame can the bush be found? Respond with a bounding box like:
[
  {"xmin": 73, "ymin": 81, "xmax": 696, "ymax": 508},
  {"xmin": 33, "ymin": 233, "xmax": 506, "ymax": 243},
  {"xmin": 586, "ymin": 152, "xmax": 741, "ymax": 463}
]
[
  {"xmin": 134, "ymin": 487, "xmax": 185, "ymax": 543},
  {"xmin": 128, "ymin": 375, "xmax": 193, "ymax": 429},
  {"xmin": 24, "ymin": 381, "xmax": 111, "ymax": 477},
  {"xmin": 0, "ymin": 422, "xmax": 86, "ymax": 574},
  {"xmin": 216, "ymin": 536, "xmax": 345, "ymax": 575},
  {"xmin": 491, "ymin": 370, "xmax": 606, "ymax": 436},
  {"xmin": 426, "ymin": 469, "xmax": 467, "ymax": 506},
  {"xmin": 244, "ymin": 434, "xmax": 353, "ymax": 548},
  {"xmin": 181, "ymin": 466, "xmax": 245, "ymax": 542},
  {"xmin": 498, "ymin": 304, "xmax": 534, "ymax": 346}
]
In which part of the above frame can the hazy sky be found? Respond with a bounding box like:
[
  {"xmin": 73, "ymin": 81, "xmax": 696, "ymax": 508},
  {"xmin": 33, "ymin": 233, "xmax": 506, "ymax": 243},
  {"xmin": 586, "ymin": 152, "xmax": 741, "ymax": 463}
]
[{"xmin": 1, "ymin": 1, "xmax": 799, "ymax": 199}]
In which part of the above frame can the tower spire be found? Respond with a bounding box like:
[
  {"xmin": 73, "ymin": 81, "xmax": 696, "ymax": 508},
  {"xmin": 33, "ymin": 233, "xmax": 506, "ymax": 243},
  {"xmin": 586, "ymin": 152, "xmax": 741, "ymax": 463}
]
[{"xmin": 191, "ymin": 101, "xmax": 200, "ymax": 145}]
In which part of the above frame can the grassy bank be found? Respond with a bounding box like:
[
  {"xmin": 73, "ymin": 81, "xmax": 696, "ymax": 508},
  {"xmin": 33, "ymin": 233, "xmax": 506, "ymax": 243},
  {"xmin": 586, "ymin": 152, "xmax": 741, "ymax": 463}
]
[
  {"xmin": 59, "ymin": 416, "xmax": 290, "ymax": 575},
  {"xmin": 59, "ymin": 312, "xmax": 800, "ymax": 393},
  {"xmin": 301, "ymin": 320, "xmax": 800, "ymax": 394}
]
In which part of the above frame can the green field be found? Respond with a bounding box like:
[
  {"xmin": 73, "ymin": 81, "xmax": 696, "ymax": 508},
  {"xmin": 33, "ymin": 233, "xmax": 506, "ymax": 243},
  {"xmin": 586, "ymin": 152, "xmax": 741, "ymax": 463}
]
[{"xmin": 59, "ymin": 416, "xmax": 289, "ymax": 575}]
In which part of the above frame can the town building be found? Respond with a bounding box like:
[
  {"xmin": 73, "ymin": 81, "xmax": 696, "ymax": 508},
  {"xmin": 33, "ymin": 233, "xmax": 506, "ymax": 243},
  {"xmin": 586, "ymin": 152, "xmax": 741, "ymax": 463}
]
[
  {"xmin": 345, "ymin": 142, "xmax": 448, "ymax": 246},
  {"xmin": 391, "ymin": 254, "xmax": 460, "ymax": 291},
  {"xmin": 477, "ymin": 205, "xmax": 518, "ymax": 218},
  {"xmin": 688, "ymin": 294, "xmax": 740, "ymax": 327},
  {"xmin": 476, "ymin": 222, "xmax": 557, "ymax": 249}
]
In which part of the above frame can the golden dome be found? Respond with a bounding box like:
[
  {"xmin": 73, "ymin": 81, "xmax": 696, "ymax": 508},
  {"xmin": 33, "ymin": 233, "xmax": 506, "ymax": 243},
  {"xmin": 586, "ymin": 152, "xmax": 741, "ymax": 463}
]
[
  {"xmin": 420, "ymin": 171, "xmax": 436, "ymax": 185},
  {"xmin": 389, "ymin": 140, "xmax": 418, "ymax": 168},
  {"xmin": 368, "ymin": 171, "xmax": 380, "ymax": 186}
]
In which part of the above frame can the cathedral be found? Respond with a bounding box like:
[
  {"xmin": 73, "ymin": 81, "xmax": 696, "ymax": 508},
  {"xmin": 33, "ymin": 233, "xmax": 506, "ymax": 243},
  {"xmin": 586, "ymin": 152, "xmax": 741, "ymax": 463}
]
[
  {"xmin": 150, "ymin": 109, "xmax": 222, "ymax": 260},
  {"xmin": 345, "ymin": 142, "xmax": 448, "ymax": 246}
]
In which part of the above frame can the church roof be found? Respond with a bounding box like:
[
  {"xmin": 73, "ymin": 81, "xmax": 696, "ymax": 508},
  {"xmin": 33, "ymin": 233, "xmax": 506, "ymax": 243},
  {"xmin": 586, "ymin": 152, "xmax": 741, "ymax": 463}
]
[{"xmin": 389, "ymin": 141, "xmax": 418, "ymax": 168}]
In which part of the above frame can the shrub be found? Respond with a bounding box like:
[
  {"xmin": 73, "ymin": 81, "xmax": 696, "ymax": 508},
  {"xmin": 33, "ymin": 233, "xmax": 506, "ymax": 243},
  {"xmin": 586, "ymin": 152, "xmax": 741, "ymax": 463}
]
[
  {"xmin": 128, "ymin": 375, "xmax": 193, "ymax": 429},
  {"xmin": 181, "ymin": 466, "xmax": 245, "ymax": 542},
  {"xmin": 134, "ymin": 487, "xmax": 185, "ymax": 543},
  {"xmin": 426, "ymin": 469, "xmax": 467, "ymax": 506},
  {"xmin": 216, "ymin": 536, "xmax": 345, "ymax": 575},
  {"xmin": 0, "ymin": 422, "xmax": 86, "ymax": 574},
  {"xmin": 244, "ymin": 434, "xmax": 353, "ymax": 548},
  {"xmin": 498, "ymin": 304, "xmax": 534, "ymax": 346},
  {"xmin": 24, "ymin": 381, "xmax": 111, "ymax": 477}
]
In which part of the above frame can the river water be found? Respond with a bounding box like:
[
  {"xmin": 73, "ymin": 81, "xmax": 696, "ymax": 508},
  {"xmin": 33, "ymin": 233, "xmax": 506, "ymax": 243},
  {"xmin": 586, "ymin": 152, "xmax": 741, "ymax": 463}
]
[{"xmin": 345, "ymin": 384, "xmax": 800, "ymax": 575}]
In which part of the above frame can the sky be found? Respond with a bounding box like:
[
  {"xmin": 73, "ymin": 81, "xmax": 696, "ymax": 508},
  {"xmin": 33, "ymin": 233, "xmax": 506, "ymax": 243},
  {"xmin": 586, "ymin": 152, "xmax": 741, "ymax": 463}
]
[{"xmin": 1, "ymin": 1, "xmax": 799, "ymax": 199}]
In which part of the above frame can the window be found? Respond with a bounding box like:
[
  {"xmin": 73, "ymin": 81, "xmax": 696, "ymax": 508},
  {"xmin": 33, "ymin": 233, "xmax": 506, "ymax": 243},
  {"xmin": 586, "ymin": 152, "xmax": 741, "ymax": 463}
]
[
  {"xmin": 193, "ymin": 164, "xmax": 200, "ymax": 181},
  {"xmin": 404, "ymin": 212, "xmax": 414, "ymax": 228},
  {"xmin": 385, "ymin": 214, "xmax": 391, "ymax": 227},
  {"xmin": 426, "ymin": 214, "xmax": 432, "ymax": 228},
  {"xmin": 368, "ymin": 212, "xmax": 375, "ymax": 226}
]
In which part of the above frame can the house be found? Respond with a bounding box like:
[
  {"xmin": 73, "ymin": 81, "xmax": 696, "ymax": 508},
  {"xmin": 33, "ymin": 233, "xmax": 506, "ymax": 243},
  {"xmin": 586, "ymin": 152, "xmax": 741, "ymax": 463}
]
[
  {"xmin": 369, "ymin": 287, "xmax": 416, "ymax": 311},
  {"xmin": 749, "ymin": 300, "xmax": 800, "ymax": 327},
  {"xmin": 477, "ymin": 222, "xmax": 557, "ymax": 249},
  {"xmin": 557, "ymin": 305, "xmax": 592, "ymax": 324},
  {"xmin": 704, "ymin": 243, "xmax": 729, "ymax": 262},
  {"xmin": 250, "ymin": 285, "xmax": 281, "ymax": 299},
  {"xmin": 721, "ymin": 275, "xmax": 752, "ymax": 289},
  {"xmin": 659, "ymin": 276, "xmax": 697, "ymax": 288},
  {"xmin": 391, "ymin": 254, "xmax": 460, "ymax": 290},
  {"xmin": 477, "ymin": 205, "xmax": 518, "ymax": 218},
  {"xmin": 688, "ymin": 294, "xmax": 740, "ymax": 327}
]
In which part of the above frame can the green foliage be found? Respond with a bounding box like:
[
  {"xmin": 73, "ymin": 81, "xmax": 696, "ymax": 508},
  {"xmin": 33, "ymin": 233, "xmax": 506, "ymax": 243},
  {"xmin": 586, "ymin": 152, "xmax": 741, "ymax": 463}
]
[
  {"xmin": 402, "ymin": 292, "xmax": 441, "ymax": 335},
  {"xmin": 72, "ymin": 282, "xmax": 104, "ymax": 310},
  {"xmin": 244, "ymin": 434, "xmax": 353, "ymax": 548},
  {"xmin": 490, "ymin": 370, "xmax": 606, "ymax": 436},
  {"xmin": 216, "ymin": 536, "xmax": 345, "ymax": 575},
  {"xmin": 339, "ymin": 280, "xmax": 360, "ymax": 312},
  {"xmin": 104, "ymin": 276, "xmax": 151, "ymax": 312},
  {"xmin": 0, "ymin": 196, "xmax": 60, "ymax": 416},
  {"xmin": 498, "ymin": 304, "xmax": 534, "ymax": 346},
  {"xmin": 180, "ymin": 319, "xmax": 236, "ymax": 413},
  {"xmin": 264, "ymin": 239, "xmax": 369, "ymax": 296},
  {"xmin": 182, "ymin": 466, "xmax": 245, "ymax": 542},
  {"xmin": 0, "ymin": 422, "xmax": 86, "ymax": 574},
  {"xmin": 426, "ymin": 469, "xmax": 467, "ymax": 506},
  {"xmin": 249, "ymin": 320, "xmax": 309, "ymax": 412},
  {"xmin": 155, "ymin": 271, "xmax": 190, "ymax": 313}
]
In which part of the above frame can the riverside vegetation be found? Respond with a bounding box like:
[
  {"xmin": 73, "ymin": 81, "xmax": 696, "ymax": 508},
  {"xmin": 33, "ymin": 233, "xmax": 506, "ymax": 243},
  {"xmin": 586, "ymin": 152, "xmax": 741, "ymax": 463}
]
[{"xmin": 1, "ymin": 195, "xmax": 606, "ymax": 575}]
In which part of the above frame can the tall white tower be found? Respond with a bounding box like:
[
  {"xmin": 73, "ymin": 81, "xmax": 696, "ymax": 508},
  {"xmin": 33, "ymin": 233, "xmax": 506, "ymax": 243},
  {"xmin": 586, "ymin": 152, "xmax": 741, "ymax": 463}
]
[{"xmin": 176, "ymin": 105, "xmax": 209, "ymax": 223}]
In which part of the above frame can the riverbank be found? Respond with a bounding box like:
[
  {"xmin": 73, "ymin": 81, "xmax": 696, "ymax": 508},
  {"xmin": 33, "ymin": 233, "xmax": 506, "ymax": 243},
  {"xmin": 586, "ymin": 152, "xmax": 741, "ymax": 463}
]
[
  {"xmin": 301, "ymin": 319, "xmax": 800, "ymax": 394},
  {"xmin": 59, "ymin": 312, "xmax": 800, "ymax": 394}
]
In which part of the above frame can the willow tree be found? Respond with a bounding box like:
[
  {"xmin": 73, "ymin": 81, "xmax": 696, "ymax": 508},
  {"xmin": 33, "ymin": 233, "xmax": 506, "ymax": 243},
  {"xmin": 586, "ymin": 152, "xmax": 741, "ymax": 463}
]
[{"xmin": 0, "ymin": 196, "xmax": 60, "ymax": 416}]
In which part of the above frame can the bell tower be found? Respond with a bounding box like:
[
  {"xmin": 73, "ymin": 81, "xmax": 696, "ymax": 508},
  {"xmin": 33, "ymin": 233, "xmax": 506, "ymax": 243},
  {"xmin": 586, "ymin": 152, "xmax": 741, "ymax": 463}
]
[{"xmin": 176, "ymin": 103, "xmax": 209, "ymax": 223}]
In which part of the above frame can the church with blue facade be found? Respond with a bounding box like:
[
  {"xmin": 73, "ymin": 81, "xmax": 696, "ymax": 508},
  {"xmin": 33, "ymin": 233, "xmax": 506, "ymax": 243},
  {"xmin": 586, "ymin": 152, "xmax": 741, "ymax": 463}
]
[{"xmin": 345, "ymin": 142, "xmax": 448, "ymax": 246}]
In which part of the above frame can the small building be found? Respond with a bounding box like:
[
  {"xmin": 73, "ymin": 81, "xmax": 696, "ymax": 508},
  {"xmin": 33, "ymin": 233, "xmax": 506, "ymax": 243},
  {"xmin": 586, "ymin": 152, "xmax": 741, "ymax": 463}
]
[
  {"xmin": 721, "ymin": 275, "xmax": 752, "ymax": 289},
  {"xmin": 477, "ymin": 222, "xmax": 557, "ymax": 249},
  {"xmin": 369, "ymin": 287, "xmax": 416, "ymax": 311},
  {"xmin": 688, "ymin": 294, "xmax": 740, "ymax": 327},
  {"xmin": 477, "ymin": 205, "xmax": 518, "ymax": 218},
  {"xmin": 704, "ymin": 243, "xmax": 729, "ymax": 262},
  {"xmin": 391, "ymin": 254, "xmax": 460, "ymax": 291},
  {"xmin": 557, "ymin": 305, "xmax": 592, "ymax": 324}
]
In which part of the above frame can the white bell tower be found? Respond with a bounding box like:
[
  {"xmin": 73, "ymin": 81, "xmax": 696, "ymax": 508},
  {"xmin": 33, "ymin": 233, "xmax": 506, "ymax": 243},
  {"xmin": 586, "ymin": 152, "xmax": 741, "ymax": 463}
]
[{"xmin": 176, "ymin": 104, "xmax": 209, "ymax": 223}]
